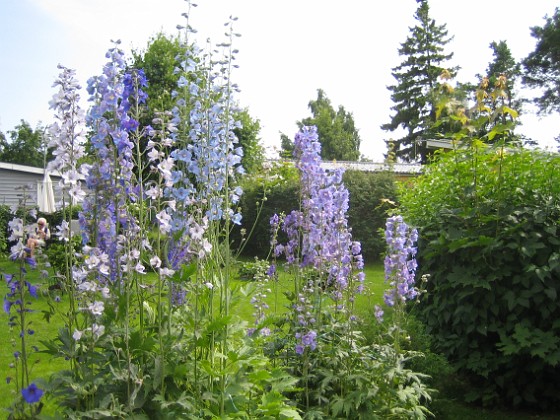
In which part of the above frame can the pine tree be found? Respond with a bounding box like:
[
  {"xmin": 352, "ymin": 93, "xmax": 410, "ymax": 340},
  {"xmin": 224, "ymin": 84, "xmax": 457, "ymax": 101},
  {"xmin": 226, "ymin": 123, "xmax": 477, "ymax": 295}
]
[
  {"xmin": 382, "ymin": 0, "xmax": 456, "ymax": 162},
  {"xmin": 522, "ymin": 8, "xmax": 560, "ymax": 115},
  {"xmin": 473, "ymin": 41, "xmax": 524, "ymax": 145}
]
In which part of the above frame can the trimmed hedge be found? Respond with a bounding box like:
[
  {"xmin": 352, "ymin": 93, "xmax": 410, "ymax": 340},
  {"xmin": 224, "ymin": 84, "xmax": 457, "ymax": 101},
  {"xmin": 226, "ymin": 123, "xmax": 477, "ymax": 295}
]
[
  {"xmin": 233, "ymin": 166, "xmax": 398, "ymax": 261},
  {"xmin": 399, "ymin": 146, "xmax": 560, "ymax": 408}
]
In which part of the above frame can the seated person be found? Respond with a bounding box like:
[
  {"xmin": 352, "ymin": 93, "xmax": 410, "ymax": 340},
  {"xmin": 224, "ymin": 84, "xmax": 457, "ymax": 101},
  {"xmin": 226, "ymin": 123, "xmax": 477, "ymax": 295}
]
[{"xmin": 27, "ymin": 217, "xmax": 51, "ymax": 256}]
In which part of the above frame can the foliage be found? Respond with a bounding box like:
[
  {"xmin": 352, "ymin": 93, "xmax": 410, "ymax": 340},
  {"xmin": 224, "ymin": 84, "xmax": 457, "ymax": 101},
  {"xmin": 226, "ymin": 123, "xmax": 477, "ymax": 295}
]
[
  {"xmin": 522, "ymin": 7, "xmax": 560, "ymax": 116},
  {"xmin": 0, "ymin": 120, "xmax": 49, "ymax": 168},
  {"xmin": 233, "ymin": 161, "xmax": 300, "ymax": 258},
  {"xmin": 381, "ymin": 0, "xmax": 457, "ymax": 163},
  {"xmin": 237, "ymin": 257, "xmax": 270, "ymax": 282},
  {"xmin": 44, "ymin": 233, "xmax": 82, "ymax": 277},
  {"xmin": 294, "ymin": 89, "xmax": 361, "ymax": 161},
  {"xmin": 0, "ymin": 204, "xmax": 12, "ymax": 254},
  {"xmin": 233, "ymin": 108, "xmax": 265, "ymax": 174},
  {"xmin": 343, "ymin": 170, "xmax": 398, "ymax": 260},
  {"xmin": 455, "ymin": 41, "xmax": 524, "ymax": 146},
  {"xmin": 131, "ymin": 32, "xmax": 185, "ymax": 128},
  {"xmin": 399, "ymin": 145, "xmax": 560, "ymax": 408}
]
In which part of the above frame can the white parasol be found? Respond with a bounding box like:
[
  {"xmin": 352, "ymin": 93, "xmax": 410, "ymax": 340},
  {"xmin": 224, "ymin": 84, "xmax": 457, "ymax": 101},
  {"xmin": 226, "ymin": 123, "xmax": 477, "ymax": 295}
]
[{"xmin": 37, "ymin": 171, "xmax": 56, "ymax": 213}]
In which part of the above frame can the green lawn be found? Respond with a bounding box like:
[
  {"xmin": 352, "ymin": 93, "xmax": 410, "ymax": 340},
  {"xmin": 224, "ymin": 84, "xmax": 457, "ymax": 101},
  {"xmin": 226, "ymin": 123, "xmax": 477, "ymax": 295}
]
[{"xmin": 0, "ymin": 257, "xmax": 557, "ymax": 419}]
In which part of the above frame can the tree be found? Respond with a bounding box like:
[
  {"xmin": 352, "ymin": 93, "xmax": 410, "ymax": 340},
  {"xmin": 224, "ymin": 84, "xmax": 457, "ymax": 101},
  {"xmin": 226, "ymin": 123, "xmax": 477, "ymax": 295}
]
[
  {"xmin": 297, "ymin": 89, "xmax": 361, "ymax": 161},
  {"xmin": 381, "ymin": 0, "xmax": 456, "ymax": 162},
  {"xmin": 233, "ymin": 108, "xmax": 264, "ymax": 174},
  {"xmin": 522, "ymin": 8, "xmax": 560, "ymax": 115},
  {"xmin": 132, "ymin": 32, "xmax": 185, "ymax": 128},
  {"xmin": 0, "ymin": 120, "xmax": 47, "ymax": 167},
  {"xmin": 471, "ymin": 40, "xmax": 524, "ymax": 145},
  {"xmin": 132, "ymin": 33, "xmax": 265, "ymax": 174},
  {"xmin": 279, "ymin": 133, "xmax": 295, "ymax": 159}
]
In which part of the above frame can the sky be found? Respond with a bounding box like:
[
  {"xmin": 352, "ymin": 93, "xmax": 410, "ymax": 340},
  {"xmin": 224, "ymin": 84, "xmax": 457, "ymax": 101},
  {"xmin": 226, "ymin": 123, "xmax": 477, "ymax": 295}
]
[{"xmin": 1, "ymin": 0, "xmax": 559, "ymax": 161}]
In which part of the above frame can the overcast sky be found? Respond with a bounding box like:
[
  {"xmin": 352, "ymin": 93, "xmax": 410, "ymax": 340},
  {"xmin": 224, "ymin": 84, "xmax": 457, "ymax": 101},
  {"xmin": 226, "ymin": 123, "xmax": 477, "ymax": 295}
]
[{"xmin": 1, "ymin": 0, "xmax": 559, "ymax": 161}]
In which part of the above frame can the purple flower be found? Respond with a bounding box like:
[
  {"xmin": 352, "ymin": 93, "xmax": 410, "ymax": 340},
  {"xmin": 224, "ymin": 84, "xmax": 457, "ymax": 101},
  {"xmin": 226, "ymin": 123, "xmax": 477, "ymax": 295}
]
[
  {"xmin": 21, "ymin": 383, "xmax": 44, "ymax": 404},
  {"xmin": 383, "ymin": 216, "xmax": 419, "ymax": 307},
  {"xmin": 374, "ymin": 305, "xmax": 384, "ymax": 322},
  {"xmin": 26, "ymin": 282, "xmax": 38, "ymax": 298},
  {"xmin": 3, "ymin": 299, "xmax": 12, "ymax": 314}
]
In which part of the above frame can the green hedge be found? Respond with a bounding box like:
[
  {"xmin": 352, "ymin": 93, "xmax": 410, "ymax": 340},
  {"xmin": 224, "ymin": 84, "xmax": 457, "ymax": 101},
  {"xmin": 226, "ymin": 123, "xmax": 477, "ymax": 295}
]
[
  {"xmin": 233, "ymin": 165, "xmax": 398, "ymax": 261},
  {"xmin": 399, "ymin": 146, "xmax": 560, "ymax": 408},
  {"xmin": 343, "ymin": 170, "xmax": 397, "ymax": 260}
]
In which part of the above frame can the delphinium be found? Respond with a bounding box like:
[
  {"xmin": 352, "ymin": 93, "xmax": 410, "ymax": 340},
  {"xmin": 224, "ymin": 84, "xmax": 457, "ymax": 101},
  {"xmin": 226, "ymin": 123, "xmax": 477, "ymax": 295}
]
[
  {"xmin": 166, "ymin": 9, "xmax": 245, "ymax": 410},
  {"xmin": 3, "ymin": 216, "xmax": 44, "ymax": 418},
  {"xmin": 381, "ymin": 214, "xmax": 421, "ymax": 351},
  {"xmin": 272, "ymin": 125, "xmax": 365, "ymax": 412},
  {"xmin": 45, "ymin": 64, "xmax": 87, "ymax": 343},
  {"xmin": 274, "ymin": 126, "xmax": 364, "ymax": 353},
  {"xmin": 41, "ymin": 42, "xmax": 153, "ymax": 416}
]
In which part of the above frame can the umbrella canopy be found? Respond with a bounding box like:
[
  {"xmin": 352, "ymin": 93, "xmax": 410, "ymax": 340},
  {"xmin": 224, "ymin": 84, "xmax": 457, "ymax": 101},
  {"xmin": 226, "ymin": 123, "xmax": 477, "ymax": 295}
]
[{"xmin": 37, "ymin": 172, "xmax": 56, "ymax": 213}]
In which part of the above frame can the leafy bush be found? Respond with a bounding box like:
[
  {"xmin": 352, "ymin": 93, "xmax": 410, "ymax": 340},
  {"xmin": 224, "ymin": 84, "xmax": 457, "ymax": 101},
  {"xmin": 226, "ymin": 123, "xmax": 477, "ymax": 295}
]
[
  {"xmin": 45, "ymin": 233, "xmax": 83, "ymax": 277},
  {"xmin": 400, "ymin": 145, "xmax": 560, "ymax": 408},
  {"xmin": 237, "ymin": 257, "xmax": 270, "ymax": 281},
  {"xmin": 0, "ymin": 204, "xmax": 11, "ymax": 254},
  {"xmin": 343, "ymin": 170, "xmax": 398, "ymax": 261},
  {"xmin": 233, "ymin": 162, "xmax": 300, "ymax": 258}
]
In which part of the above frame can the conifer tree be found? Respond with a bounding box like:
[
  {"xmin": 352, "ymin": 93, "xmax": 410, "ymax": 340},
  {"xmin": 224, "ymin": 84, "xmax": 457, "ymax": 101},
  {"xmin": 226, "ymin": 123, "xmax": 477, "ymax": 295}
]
[
  {"xmin": 522, "ymin": 8, "xmax": 560, "ymax": 116},
  {"xmin": 382, "ymin": 0, "xmax": 456, "ymax": 162}
]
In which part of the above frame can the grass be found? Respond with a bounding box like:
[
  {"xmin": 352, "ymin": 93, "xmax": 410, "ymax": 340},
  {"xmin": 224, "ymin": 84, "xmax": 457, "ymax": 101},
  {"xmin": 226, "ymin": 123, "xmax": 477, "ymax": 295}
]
[{"xmin": 0, "ymin": 256, "xmax": 558, "ymax": 419}]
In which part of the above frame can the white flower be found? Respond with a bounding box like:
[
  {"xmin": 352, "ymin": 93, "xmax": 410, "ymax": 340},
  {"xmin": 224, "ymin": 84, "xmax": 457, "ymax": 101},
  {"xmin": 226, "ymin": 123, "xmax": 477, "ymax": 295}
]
[
  {"xmin": 150, "ymin": 256, "xmax": 162, "ymax": 268},
  {"xmin": 147, "ymin": 148, "xmax": 163, "ymax": 162},
  {"xmin": 92, "ymin": 323, "xmax": 105, "ymax": 338},
  {"xmin": 56, "ymin": 220, "xmax": 71, "ymax": 242},
  {"xmin": 99, "ymin": 264, "xmax": 110, "ymax": 276},
  {"xmin": 135, "ymin": 262, "xmax": 146, "ymax": 274},
  {"xmin": 204, "ymin": 282, "xmax": 214, "ymax": 290},
  {"xmin": 72, "ymin": 329, "xmax": 83, "ymax": 341},
  {"xmin": 88, "ymin": 301, "xmax": 104, "ymax": 316},
  {"xmin": 86, "ymin": 254, "xmax": 100, "ymax": 269},
  {"xmin": 8, "ymin": 218, "xmax": 23, "ymax": 241},
  {"xmin": 100, "ymin": 287, "xmax": 110, "ymax": 299},
  {"xmin": 145, "ymin": 185, "xmax": 161, "ymax": 200},
  {"xmin": 156, "ymin": 210, "xmax": 172, "ymax": 234},
  {"xmin": 159, "ymin": 267, "xmax": 175, "ymax": 278},
  {"xmin": 77, "ymin": 281, "xmax": 96, "ymax": 292}
]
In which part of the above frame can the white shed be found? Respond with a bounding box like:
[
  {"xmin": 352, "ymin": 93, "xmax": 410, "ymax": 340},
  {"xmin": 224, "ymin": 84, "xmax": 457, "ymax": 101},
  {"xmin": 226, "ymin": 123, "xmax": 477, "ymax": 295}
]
[{"xmin": 0, "ymin": 162, "xmax": 63, "ymax": 210}]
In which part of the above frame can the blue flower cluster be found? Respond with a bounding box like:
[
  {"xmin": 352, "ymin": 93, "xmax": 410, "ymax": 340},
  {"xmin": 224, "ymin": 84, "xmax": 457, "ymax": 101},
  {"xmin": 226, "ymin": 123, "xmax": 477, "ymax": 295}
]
[
  {"xmin": 274, "ymin": 126, "xmax": 364, "ymax": 295},
  {"xmin": 383, "ymin": 215, "xmax": 419, "ymax": 307},
  {"xmin": 153, "ymin": 33, "xmax": 244, "ymax": 260},
  {"xmin": 79, "ymin": 42, "xmax": 147, "ymax": 285},
  {"xmin": 273, "ymin": 126, "xmax": 365, "ymax": 354},
  {"xmin": 47, "ymin": 65, "xmax": 87, "ymax": 205}
]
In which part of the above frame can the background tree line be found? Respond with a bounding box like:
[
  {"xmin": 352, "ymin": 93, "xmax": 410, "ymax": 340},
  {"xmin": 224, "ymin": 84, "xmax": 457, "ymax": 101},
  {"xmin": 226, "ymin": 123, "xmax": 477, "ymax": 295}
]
[{"xmin": 2, "ymin": 1, "xmax": 560, "ymax": 167}]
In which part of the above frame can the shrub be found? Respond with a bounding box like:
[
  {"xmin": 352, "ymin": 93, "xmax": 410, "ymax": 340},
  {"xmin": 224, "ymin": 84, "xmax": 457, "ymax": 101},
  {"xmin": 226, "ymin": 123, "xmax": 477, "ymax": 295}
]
[
  {"xmin": 237, "ymin": 257, "xmax": 270, "ymax": 281},
  {"xmin": 0, "ymin": 204, "xmax": 11, "ymax": 254},
  {"xmin": 343, "ymin": 170, "xmax": 398, "ymax": 261},
  {"xmin": 400, "ymin": 145, "xmax": 560, "ymax": 408},
  {"xmin": 233, "ymin": 162, "xmax": 300, "ymax": 258},
  {"xmin": 235, "ymin": 167, "xmax": 398, "ymax": 262}
]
